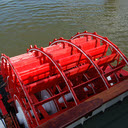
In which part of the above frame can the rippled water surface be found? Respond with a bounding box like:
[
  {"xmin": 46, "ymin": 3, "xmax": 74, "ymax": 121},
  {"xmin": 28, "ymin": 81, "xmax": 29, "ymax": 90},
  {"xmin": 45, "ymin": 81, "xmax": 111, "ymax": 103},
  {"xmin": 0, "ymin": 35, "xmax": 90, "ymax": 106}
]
[
  {"xmin": 0, "ymin": 0, "xmax": 128, "ymax": 127},
  {"xmin": 0, "ymin": 0, "xmax": 128, "ymax": 57}
]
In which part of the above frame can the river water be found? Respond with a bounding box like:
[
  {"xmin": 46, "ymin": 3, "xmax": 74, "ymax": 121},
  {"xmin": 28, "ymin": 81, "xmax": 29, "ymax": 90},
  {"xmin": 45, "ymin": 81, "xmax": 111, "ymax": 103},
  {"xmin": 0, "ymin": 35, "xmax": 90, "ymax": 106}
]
[{"xmin": 0, "ymin": 0, "xmax": 128, "ymax": 128}]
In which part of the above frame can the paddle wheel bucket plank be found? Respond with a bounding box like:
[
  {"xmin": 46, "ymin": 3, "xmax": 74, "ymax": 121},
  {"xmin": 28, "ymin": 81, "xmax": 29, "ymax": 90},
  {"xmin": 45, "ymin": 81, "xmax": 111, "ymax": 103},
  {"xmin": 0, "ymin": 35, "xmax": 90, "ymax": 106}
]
[{"xmin": 0, "ymin": 31, "xmax": 128, "ymax": 128}]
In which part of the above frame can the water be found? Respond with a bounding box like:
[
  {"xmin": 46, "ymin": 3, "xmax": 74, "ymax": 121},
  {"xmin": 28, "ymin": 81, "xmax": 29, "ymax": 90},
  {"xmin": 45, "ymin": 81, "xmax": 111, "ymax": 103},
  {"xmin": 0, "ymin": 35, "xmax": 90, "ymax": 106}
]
[{"xmin": 0, "ymin": 0, "xmax": 128, "ymax": 127}]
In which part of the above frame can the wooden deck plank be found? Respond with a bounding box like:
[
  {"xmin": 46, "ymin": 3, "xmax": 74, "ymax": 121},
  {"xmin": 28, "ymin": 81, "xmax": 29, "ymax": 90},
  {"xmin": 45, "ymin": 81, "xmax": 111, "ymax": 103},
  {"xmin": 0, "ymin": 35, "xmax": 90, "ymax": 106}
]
[{"xmin": 38, "ymin": 98, "xmax": 103, "ymax": 128}]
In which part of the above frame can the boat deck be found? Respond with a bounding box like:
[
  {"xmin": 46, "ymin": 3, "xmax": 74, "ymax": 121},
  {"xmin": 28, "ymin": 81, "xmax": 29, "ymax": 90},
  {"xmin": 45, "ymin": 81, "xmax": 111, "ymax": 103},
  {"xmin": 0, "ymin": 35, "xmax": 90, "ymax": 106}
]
[{"xmin": 38, "ymin": 79, "xmax": 128, "ymax": 128}]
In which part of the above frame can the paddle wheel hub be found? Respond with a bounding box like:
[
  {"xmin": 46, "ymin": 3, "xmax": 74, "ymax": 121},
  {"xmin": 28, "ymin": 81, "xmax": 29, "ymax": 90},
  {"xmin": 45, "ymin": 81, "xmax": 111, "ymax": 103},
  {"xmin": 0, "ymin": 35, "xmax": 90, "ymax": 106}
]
[{"xmin": 0, "ymin": 31, "xmax": 128, "ymax": 128}]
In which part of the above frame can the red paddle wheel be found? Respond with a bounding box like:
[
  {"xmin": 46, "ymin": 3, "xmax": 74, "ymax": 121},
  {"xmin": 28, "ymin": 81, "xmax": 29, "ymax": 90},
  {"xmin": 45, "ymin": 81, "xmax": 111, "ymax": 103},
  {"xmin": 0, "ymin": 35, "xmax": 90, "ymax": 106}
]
[{"xmin": 0, "ymin": 31, "xmax": 128, "ymax": 128}]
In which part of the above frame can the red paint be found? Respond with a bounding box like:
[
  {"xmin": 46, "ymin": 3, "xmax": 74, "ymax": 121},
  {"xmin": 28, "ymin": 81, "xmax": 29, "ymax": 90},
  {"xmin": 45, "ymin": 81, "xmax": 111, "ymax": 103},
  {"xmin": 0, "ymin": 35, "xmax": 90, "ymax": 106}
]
[
  {"xmin": 0, "ymin": 31, "xmax": 128, "ymax": 127},
  {"xmin": 0, "ymin": 94, "xmax": 8, "ymax": 116}
]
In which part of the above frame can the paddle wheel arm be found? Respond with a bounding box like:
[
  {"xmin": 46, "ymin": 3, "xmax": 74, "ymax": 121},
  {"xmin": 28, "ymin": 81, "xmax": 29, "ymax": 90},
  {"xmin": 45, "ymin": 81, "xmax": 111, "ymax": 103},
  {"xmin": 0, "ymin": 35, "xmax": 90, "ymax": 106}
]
[
  {"xmin": 1, "ymin": 54, "xmax": 40, "ymax": 126},
  {"xmin": 71, "ymin": 31, "xmax": 128, "ymax": 65},
  {"xmin": 49, "ymin": 39, "xmax": 110, "ymax": 89},
  {"xmin": 27, "ymin": 46, "xmax": 80, "ymax": 105}
]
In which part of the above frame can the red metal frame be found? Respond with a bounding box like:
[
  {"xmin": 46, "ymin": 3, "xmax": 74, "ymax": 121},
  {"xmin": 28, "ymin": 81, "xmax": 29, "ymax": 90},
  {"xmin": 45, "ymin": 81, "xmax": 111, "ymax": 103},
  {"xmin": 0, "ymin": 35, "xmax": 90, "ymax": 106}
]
[
  {"xmin": 71, "ymin": 31, "xmax": 128, "ymax": 65},
  {"xmin": 0, "ymin": 94, "xmax": 8, "ymax": 116},
  {"xmin": 49, "ymin": 39, "xmax": 110, "ymax": 89},
  {"xmin": 1, "ymin": 32, "xmax": 128, "ymax": 127},
  {"xmin": 1, "ymin": 54, "xmax": 39, "ymax": 127},
  {"xmin": 28, "ymin": 47, "xmax": 79, "ymax": 105}
]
